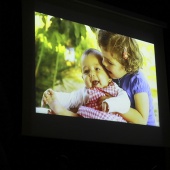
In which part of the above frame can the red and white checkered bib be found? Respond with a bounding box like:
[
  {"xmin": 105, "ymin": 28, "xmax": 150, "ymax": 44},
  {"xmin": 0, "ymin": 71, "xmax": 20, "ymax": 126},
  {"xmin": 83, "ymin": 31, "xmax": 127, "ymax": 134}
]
[
  {"xmin": 77, "ymin": 82, "xmax": 127, "ymax": 122},
  {"xmin": 85, "ymin": 82, "xmax": 118, "ymax": 110}
]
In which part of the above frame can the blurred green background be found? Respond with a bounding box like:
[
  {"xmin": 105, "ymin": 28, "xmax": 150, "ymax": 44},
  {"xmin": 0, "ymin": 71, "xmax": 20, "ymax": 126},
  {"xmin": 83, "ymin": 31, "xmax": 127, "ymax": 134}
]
[{"xmin": 35, "ymin": 12, "xmax": 159, "ymax": 126}]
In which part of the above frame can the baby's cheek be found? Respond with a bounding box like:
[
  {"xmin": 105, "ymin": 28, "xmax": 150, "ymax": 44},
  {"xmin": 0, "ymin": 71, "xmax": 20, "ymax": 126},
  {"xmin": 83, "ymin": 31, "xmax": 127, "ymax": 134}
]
[{"xmin": 84, "ymin": 79, "xmax": 91, "ymax": 88}]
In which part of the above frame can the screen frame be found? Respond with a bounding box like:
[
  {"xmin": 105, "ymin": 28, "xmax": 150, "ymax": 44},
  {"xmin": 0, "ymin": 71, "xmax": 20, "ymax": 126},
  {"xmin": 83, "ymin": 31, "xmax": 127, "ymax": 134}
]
[{"xmin": 22, "ymin": 0, "xmax": 170, "ymax": 147}]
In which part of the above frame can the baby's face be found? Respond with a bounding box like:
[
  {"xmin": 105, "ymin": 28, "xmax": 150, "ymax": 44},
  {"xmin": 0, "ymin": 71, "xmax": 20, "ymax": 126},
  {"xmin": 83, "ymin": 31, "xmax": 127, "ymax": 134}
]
[{"xmin": 81, "ymin": 54, "xmax": 111, "ymax": 88}]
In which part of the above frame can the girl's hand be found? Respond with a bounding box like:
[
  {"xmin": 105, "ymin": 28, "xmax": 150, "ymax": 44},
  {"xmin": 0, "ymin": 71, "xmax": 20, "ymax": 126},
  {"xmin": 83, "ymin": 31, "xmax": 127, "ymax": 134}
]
[
  {"xmin": 101, "ymin": 102, "xmax": 109, "ymax": 112},
  {"xmin": 97, "ymin": 92, "xmax": 112, "ymax": 112},
  {"xmin": 48, "ymin": 109, "xmax": 56, "ymax": 115}
]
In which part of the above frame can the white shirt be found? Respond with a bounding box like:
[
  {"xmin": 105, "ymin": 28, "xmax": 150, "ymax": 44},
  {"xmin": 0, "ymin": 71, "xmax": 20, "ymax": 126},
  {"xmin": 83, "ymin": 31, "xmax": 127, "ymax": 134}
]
[{"xmin": 54, "ymin": 82, "xmax": 130, "ymax": 114}]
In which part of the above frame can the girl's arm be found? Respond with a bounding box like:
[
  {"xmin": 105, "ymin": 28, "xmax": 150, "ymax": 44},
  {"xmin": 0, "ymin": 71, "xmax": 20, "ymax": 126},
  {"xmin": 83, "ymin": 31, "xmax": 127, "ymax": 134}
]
[
  {"xmin": 49, "ymin": 107, "xmax": 81, "ymax": 117},
  {"xmin": 118, "ymin": 92, "xmax": 149, "ymax": 125},
  {"xmin": 104, "ymin": 89, "xmax": 130, "ymax": 113},
  {"xmin": 98, "ymin": 83, "xmax": 130, "ymax": 113}
]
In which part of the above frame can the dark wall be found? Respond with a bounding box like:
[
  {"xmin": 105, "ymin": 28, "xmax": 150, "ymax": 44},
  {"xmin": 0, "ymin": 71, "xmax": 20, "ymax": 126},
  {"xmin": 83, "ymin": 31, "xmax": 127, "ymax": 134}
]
[{"xmin": 1, "ymin": 1, "xmax": 170, "ymax": 170}]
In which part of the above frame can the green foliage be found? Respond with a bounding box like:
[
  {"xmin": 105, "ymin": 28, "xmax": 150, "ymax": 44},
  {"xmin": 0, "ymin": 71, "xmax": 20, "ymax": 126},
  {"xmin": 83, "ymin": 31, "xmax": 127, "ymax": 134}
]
[{"xmin": 35, "ymin": 12, "xmax": 97, "ymax": 106}]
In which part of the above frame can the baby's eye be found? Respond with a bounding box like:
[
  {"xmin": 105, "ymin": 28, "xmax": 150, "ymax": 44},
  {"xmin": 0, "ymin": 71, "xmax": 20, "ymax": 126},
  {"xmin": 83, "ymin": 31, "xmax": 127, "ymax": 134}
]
[
  {"xmin": 95, "ymin": 68, "xmax": 100, "ymax": 71},
  {"xmin": 83, "ymin": 70, "xmax": 90, "ymax": 74}
]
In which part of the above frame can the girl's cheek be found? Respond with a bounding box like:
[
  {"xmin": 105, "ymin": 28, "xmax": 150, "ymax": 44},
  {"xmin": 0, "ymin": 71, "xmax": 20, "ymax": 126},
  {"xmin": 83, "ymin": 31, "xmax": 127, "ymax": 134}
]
[{"xmin": 107, "ymin": 66, "xmax": 113, "ymax": 72}]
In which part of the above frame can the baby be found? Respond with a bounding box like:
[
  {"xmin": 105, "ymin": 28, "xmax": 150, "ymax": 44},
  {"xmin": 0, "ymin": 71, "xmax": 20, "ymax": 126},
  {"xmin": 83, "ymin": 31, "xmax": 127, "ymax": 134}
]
[{"xmin": 41, "ymin": 48, "xmax": 130, "ymax": 122}]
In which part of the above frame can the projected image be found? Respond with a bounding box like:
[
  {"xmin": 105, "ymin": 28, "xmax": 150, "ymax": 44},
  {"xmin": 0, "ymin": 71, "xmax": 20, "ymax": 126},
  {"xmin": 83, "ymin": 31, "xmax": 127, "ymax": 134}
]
[{"xmin": 35, "ymin": 12, "xmax": 159, "ymax": 126}]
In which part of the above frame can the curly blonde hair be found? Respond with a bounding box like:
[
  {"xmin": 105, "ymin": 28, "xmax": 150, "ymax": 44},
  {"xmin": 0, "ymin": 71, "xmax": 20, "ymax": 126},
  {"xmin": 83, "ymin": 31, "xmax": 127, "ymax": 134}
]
[{"xmin": 97, "ymin": 29, "xmax": 143, "ymax": 74}]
